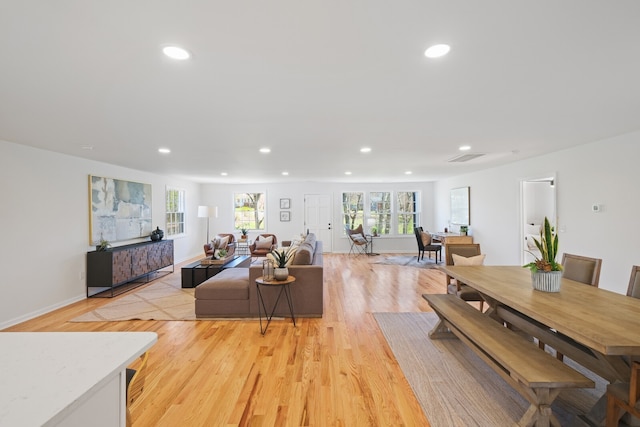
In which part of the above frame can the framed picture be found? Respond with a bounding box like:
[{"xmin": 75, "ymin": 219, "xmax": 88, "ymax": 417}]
[
  {"xmin": 280, "ymin": 198, "xmax": 290, "ymax": 209},
  {"xmin": 280, "ymin": 211, "xmax": 290, "ymax": 222},
  {"xmin": 89, "ymin": 175, "xmax": 152, "ymax": 244}
]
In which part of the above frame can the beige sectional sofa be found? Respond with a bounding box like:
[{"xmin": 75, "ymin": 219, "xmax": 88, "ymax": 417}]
[{"xmin": 195, "ymin": 234, "xmax": 323, "ymax": 318}]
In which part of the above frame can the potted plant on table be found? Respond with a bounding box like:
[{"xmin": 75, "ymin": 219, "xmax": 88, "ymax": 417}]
[
  {"xmin": 523, "ymin": 216, "xmax": 563, "ymax": 292},
  {"xmin": 270, "ymin": 247, "xmax": 295, "ymax": 280},
  {"xmin": 240, "ymin": 228, "xmax": 248, "ymax": 240}
]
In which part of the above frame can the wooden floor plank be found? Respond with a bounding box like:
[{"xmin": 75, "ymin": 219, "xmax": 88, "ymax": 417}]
[{"xmin": 3, "ymin": 253, "xmax": 443, "ymax": 426}]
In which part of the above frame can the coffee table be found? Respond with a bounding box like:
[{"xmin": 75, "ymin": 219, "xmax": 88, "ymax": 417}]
[{"xmin": 181, "ymin": 255, "xmax": 251, "ymax": 288}]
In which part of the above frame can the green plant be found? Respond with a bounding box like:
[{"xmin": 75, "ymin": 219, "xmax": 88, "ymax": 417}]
[
  {"xmin": 270, "ymin": 247, "xmax": 294, "ymax": 268},
  {"xmin": 97, "ymin": 237, "xmax": 111, "ymax": 251},
  {"xmin": 217, "ymin": 249, "xmax": 228, "ymax": 259},
  {"xmin": 240, "ymin": 228, "xmax": 248, "ymax": 237},
  {"xmin": 523, "ymin": 216, "xmax": 562, "ymax": 272}
]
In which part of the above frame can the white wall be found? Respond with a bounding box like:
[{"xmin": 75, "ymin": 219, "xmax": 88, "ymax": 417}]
[
  {"xmin": 0, "ymin": 140, "xmax": 204, "ymax": 328},
  {"xmin": 434, "ymin": 132, "xmax": 640, "ymax": 295},
  {"xmin": 199, "ymin": 181, "xmax": 436, "ymax": 255}
]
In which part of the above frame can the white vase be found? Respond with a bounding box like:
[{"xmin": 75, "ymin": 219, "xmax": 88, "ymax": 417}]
[
  {"xmin": 274, "ymin": 267, "xmax": 289, "ymax": 281},
  {"xmin": 531, "ymin": 270, "xmax": 562, "ymax": 292}
]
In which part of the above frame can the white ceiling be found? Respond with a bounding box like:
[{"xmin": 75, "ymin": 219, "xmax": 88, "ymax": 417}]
[{"xmin": 1, "ymin": 1, "xmax": 639, "ymax": 183}]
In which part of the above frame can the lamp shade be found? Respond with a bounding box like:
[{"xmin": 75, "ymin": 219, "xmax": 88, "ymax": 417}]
[{"xmin": 197, "ymin": 206, "xmax": 210, "ymax": 218}]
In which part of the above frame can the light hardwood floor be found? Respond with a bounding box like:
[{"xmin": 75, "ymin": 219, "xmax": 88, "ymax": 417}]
[{"xmin": 4, "ymin": 253, "xmax": 446, "ymax": 426}]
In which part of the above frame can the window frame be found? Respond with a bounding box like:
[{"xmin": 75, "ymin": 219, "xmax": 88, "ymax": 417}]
[
  {"xmin": 165, "ymin": 186, "xmax": 186, "ymax": 237},
  {"xmin": 234, "ymin": 192, "xmax": 266, "ymax": 231},
  {"xmin": 342, "ymin": 190, "xmax": 421, "ymax": 237}
]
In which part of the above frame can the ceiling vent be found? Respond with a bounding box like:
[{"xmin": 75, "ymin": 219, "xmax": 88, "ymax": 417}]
[{"xmin": 448, "ymin": 153, "xmax": 486, "ymax": 163}]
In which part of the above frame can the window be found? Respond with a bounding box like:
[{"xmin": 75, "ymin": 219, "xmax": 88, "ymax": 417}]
[
  {"xmin": 397, "ymin": 191, "xmax": 419, "ymax": 235},
  {"xmin": 369, "ymin": 192, "xmax": 391, "ymax": 235},
  {"xmin": 342, "ymin": 192, "xmax": 364, "ymax": 231},
  {"xmin": 165, "ymin": 187, "xmax": 185, "ymax": 236},
  {"xmin": 234, "ymin": 193, "xmax": 265, "ymax": 230},
  {"xmin": 344, "ymin": 191, "xmax": 420, "ymax": 236}
]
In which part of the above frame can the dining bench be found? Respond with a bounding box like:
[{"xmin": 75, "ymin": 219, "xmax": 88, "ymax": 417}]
[{"xmin": 422, "ymin": 294, "xmax": 594, "ymax": 427}]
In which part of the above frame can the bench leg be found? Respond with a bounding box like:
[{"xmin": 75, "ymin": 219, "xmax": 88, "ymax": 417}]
[
  {"xmin": 518, "ymin": 387, "xmax": 561, "ymax": 427},
  {"xmin": 427, "ymin": 315, "xmax": 456, "ymax": 339}
]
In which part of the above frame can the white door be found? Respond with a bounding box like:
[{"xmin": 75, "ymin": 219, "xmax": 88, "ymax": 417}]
[{"xmin": 304, "ymin": 194, "xmax": 333, "ymax": 252}]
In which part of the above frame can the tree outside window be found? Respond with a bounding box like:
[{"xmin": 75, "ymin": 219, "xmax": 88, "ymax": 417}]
[
  {"xmin": 369, "ymin": 192, "xmax": 391, "ymax": 235},
  {"xmin": 397, "ymin": 191, "xmax": 419, "ymax": 234},
  {"xmin": 165, "ymin": 187, "xmax": 185, "ymax": 236},
  {"xmin": 234, "ymin": 193, "xmax": 265, "ymax": 230},
  {"xmin": 342, "ymin": 192, "xmax": 364, "ymax": 231}
]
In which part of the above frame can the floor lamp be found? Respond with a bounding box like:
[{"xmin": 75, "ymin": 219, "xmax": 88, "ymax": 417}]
[{"xmin": 198, "ymin": 206, "xmax": 210, "ymax": 243}]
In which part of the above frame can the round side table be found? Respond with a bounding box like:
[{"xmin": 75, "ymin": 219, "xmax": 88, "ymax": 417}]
[{"xmin": 255, "ymin": 275, "xmax": 296, "ymax": 335}]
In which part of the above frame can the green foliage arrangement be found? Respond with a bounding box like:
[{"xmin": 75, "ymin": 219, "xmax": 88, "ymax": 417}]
[
  {"xmin": 97, "ymin": 238, "xmax": 111, "ymax": 251},
  {"xmin": 240, "ymin": 228, "xmax": 248, "ymax": 237},
  {"xmin": 523, "ymin": 216, "xmax": 562, "ymax": 272},
  {"xmin": 216, "ymin": 249, "xmax": 228, "ymax": 259},
  {"xmin": 271, "ymin": 247, "xmax": 294, "ymax": 268}
]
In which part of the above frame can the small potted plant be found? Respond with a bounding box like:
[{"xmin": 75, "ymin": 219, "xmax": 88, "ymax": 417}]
[
  {"xmin": 270, "ymin": 247, "xmax": 294, "ymax": 280},
  {"xmin": 215, "ymin": 248, "xmax": 228, "ymax": 260},
  {"xmin": 240, "ymin": 228, "xmax": 248, "ymax": 240},
  {"xmin": 523, "ymin": 216, "xmax": 563, "ymax": 292},
  {"xmin": 96, "ymin": 236, "xmax": 111, "ymax": 251},
  {"xmin": 371, "ymin": 227, "xmax": 378, "ymax": 237}
]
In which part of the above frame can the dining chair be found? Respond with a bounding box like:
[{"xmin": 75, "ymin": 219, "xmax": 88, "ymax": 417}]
[
  {"xmin": 606, "ymin": 361, "xmax": 640, "ymax": 427},
  {"xmin": 126, "ymin": 351, "xmax": 150, "ymax": 427},
  {"xmin": 627, "ymin": 265, "xmax": 640, "ymax": 298},
  {"xmin": 561, "ymin": 253, "xmax": 602, "ymax": 287},
  {"xmin": 414, "ymin": 227, "xmax": 442, "ymax": 263},
  {"xmin": 549, "ymin": 253, "xmax": 603, "ymax": 360},
  {"xmin": 444, "ymin": 243, "xmax": 484, "ymax": 311}
]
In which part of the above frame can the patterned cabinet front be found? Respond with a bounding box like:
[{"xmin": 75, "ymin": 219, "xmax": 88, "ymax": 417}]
[
  {"xmin": 131, "ymin": 245, "xmax": 150, "ymax": 277},
  {"xmin": 160, "ymin": 240, "xmax": 174, "ymax": 268},
  {"xmin": 112, "ymin": 249, "xmax": 132, "ymax": 284}
]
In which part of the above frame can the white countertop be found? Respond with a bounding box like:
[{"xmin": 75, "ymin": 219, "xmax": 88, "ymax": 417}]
[{"xmin": 0, "ymin": 331, "xmax": 157, "ymax": 426}]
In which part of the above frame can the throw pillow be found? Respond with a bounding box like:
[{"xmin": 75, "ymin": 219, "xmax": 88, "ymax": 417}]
[
  {"xmin": 211, "ymin": 236, "xmax": 220, "ymax": 249},
  {"xmin": 451, "ymin": 253, "xmax": 486, "ymax": 266},
  {"xmin": 255, "ymin": 236, "xmax": 274, "ymax": 249},
  {"xmin": 215, "ymin": 235, "xmax": 230, "ymax": 249},
  {"xmin": 351, "ymin": 233, "xmax": 367, "ymax": 244},
  {"xmin": 420, "ymin": 231, "xmax": 431, "ymax": 245}
]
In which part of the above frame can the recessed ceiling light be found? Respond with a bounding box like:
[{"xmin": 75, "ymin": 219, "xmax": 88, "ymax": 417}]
[
  {"xmin": 405, "ymin": 171, "xmax": 413, "ymax": 175},
  {"xmin": 81, "ymin": 145, "xmax": 93, "ymax": 150},
  {"xmin": 221, "ymin": 172, "xmax": 228, "ymax": 176},
  {"xmin": 282, "ymin": 171, "xmax": 289, "ymax": 176},
  {"xmin": 162, "ymin": 46, "xmax": 190, "ymax": 60},
  {"xmin": 424, "ymin": 44, "xmax": 450, "ymax": 58},
  {"xmin": 459, "ymin": 145, "xmax": 471, "ymax": 151},
  {"xmin": 345, "ymin": 171, "xmax": 352, "ymax": 175},
  {"xmin": 259, "ymin": 147, "xmax": 271, "ymax": 153},
  {"xmin": 158, "ymin": 148, "xmax": 171, "ymax": 154},
  {"xmin": 360, "ymin": 147, "xmax": 372, "ymax": 153}
]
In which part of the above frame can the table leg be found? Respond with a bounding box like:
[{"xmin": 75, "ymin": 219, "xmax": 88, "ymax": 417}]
[{"xmin": 257, "ymin": 284, "xmax": 296, "ymax": 335}]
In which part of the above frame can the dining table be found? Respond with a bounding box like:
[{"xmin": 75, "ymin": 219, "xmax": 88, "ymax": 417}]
[{"xmin": 439, "ymin": 265, "xmax": 640, "ymax": 426}]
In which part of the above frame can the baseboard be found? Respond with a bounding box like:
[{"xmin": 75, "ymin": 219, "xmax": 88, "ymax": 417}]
[{"xmin": 0, "ymin": 293, "xmax": 86, "ymax": 330}]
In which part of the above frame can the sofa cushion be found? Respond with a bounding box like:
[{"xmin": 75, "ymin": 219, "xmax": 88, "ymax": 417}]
[
  {"xmin": 293, "ymin": 242, "xmax": 314, "ymax": 265},
  {"xmin": 195, "ymin": 269, "xmax": 249, "ymax": 300}
]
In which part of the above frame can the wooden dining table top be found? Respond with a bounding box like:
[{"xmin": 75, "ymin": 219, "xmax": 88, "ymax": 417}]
[{"xmin": 440, "ymin": 265, "xmax": 640, "ymax": 356}]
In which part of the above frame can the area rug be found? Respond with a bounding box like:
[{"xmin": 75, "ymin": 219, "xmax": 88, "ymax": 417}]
[
  {"xmin": 373, "ymin": 312, "xmax": 606, "ymax": 427},
  {"xmin": 372, "ymin": 255, "xmax": 440, "ymax": 269},
  {"xmin": 71, "ymin": 281, "xmax": 197, "ymax": 321}
]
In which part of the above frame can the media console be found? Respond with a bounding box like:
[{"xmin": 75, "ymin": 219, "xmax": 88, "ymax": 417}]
[{"xmin": 87, "ymin": 239, "xmax": 174, "ymax": 297}]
